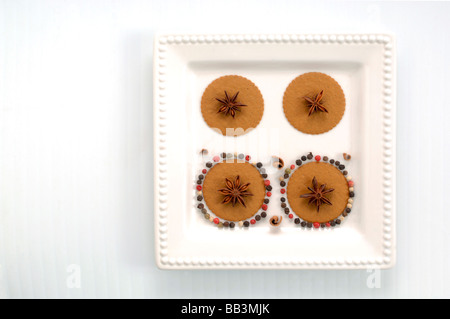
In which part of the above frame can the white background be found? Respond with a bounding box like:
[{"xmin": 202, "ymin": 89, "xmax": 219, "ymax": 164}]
[{"xmin": 0, "ymin": 0, "xmax": 448, "ymax": 298}]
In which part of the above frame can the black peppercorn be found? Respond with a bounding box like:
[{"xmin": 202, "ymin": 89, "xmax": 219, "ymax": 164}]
[
  {"xmin": 296, "ymin": 159, "xmax": 302, "ymax": 166},
  {"xmin": 301, "ymin": 156, "xmax": 307, "ymax": 161}
]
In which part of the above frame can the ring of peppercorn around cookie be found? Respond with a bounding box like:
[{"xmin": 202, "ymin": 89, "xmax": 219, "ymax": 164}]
[
  {"xmin": 279, "ymin": 152, "xmax": 355, "ymax": 229},
  {"xmin": 195, "ymin": 153, "xmax": 271, "ymax": 228}
]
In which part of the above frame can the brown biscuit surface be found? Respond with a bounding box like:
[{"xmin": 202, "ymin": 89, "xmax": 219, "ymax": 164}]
[
  {"xmin": 287, "ymin": 162, "xmax": 349, "ymax": 223},
  {"xmin": 283, "ymin": 72, "xmax": 346, "ymax": 135},
  {"xmin": 202, "ymin": 160, "xmax": 265, "ymax": 221},
  {"xmin": 201, "ymin": 75, "xmax": 264, "ymax": 136}
]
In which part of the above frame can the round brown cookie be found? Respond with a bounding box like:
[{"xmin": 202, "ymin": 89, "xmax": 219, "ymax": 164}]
[
  {"xmin": 286, "ymin": 162, "xmax": 349, "ymax": 223},
  {"xmin": 202, "ymin": 160, "xmax": 265, "ymax": 221},
  {"xmin": 283, "ymin": 72, "xmax": 345, "ymax": 135},
  {"xmin": 201, "ymin": 75, "xmax": 264, "ymax": 136}
]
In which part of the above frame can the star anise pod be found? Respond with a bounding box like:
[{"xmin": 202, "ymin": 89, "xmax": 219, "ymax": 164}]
[
  {"xmin": 303, "ymin": 90, "xmax": 328, "ymax": 116},
  {"xmin": 216, "ymin": 91, "xmax": 247, "ymax": 118},
  {"xmin": 300, "ymin": 176, "xmax": 334, "ymax": 212},
  {"xmin": 217, "ymin": 175, "xmax": 253, "ymax": 207}
]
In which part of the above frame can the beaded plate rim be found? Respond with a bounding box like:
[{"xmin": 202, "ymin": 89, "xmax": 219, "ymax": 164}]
[{"xmin": 154, "ymin": 33, "xmax": 396, "ymax": 269}]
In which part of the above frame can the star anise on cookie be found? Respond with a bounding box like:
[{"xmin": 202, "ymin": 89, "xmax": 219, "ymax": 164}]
[
  {"xmin": 218, "ymin": 175, "xmax": 253, "ymax": 207},
  {"xmin": 216, "ymin": 91, "xmax": 247, "ymax": 118},
  {"xmin": 300, "ymin": 176, "xmax": 334, "ymax": 212},
  {"xmin": 303, "ymin": 90, "xmax": 328, "ymax": 116}
]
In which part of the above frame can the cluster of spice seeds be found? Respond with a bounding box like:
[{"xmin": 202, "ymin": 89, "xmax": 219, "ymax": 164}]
[
  {"xmin": 195, "ymin": 152, "xmax": 271, "ymax": 228},
  {"xmin": 279, "ymin": 152, "xmax": 355, "ymax": 229}
]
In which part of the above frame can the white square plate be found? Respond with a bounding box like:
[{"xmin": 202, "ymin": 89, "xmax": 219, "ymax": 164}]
[{"xmin": 154, "ymin": 34, "xmax": 396, "ymax": 269}]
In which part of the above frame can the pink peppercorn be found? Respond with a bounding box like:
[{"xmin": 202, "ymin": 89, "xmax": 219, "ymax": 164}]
[
  {"xmin": 262, "ymin": 204, "xmax": 268, "ymax": 210},
  {"xmin": 245, "ymin": 155, "xmax": 251, "ymax": 161},
  {"xmin": 202, "ymin": 169, "xmax": 207, "ymax": 174},
  {"xmin": 264, "ymin": 180, "xmax": 270, "ymax": 186},
  {"xmin": 290, "ymin": 164, "xmax": 295, "ymax": 170},
  {"xmin": 266, "ymin": 192, "xmax": 272, "ymax": 197},
  {"xmin": 213, "ymin": 218, "xmax": 219, "ymax": 224},
  {"xmin": 213, "ymin": 156, "xmax": 220, "ymax": 162},
  {"xmin": 280, "ymin": 189, "xmax": 286, "ymax": 194},
  {"xmin": 315, "ymin": 155, "xmax": 321, "ymax": 162},
  {"xmin": 289, "ymin": 214, "xmax": 293, "ymax": 219},
  {"xmin": 313, "ymin": 222, "xmax": 320, "ymax": 228},
  {"xmin": 326, "ymin": 223, "xmax": 331, "ymax": 227},
  {"xmin": 348, "ymin": 181, "xmax": 354, "ymax": 187},
  {"xmin": 196, "ymin": 185, "xmax": 202, "ymax": 191},
  {"xmin": 250, "ymin": 219, "xmax": 256, "ymax": 225}
]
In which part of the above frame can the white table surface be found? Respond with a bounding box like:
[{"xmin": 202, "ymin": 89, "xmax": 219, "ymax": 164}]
[{"xmin": 0, "ymin": 0, "xmax": 448, "ymax": 298}]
